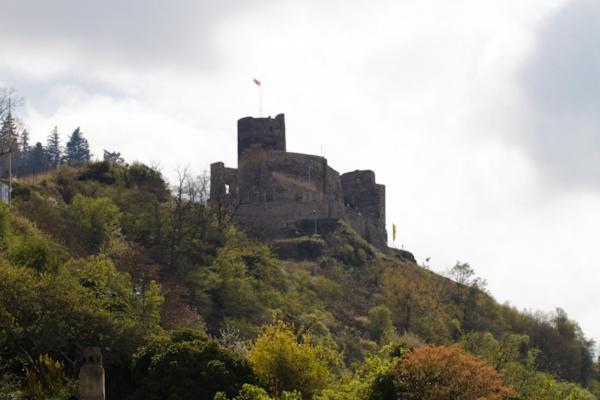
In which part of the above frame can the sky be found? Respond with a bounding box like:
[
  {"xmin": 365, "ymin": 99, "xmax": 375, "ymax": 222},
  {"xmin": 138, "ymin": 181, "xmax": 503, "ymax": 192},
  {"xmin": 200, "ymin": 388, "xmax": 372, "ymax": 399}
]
[{"xmin": 1, "ymin": 0, "xmax": 600, "ymax": 341}]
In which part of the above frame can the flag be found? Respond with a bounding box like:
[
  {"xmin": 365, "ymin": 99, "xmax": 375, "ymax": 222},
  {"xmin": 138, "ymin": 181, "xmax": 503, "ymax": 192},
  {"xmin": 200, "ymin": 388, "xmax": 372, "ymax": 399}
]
[
  {"xmin": 253, "ymin": 78, "xmax": 261, "ymax": 87},
  {"xmin": 392, "ymin": 223, "xmax": 397, "ymax": 242}
]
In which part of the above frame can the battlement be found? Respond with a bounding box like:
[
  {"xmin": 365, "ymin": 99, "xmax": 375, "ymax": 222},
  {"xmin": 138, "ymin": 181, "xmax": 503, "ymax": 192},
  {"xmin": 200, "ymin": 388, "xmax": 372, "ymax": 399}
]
[{"xmin": 211, "ymin": 113, "xmax": 388, "ymax": 249}]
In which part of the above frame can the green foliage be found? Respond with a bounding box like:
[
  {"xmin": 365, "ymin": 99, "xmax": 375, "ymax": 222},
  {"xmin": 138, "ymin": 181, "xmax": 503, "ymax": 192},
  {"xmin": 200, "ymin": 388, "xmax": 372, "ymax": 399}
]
[
  {"xmin": 0, "ymin": 252, "xmax": 163, "ymax": 398},
  {"xmin": 367, "ymin": 305, "xmax": 394, "ymax": 344},
  {"xmin": 191, "ymin": 231, "xmax": 286, "ymax": 330},
  {"xmin": 8, "ymin": 233, "xmax": 61, "ymax": 273},
  {"xmin": 215, "ymin": 383, "xmax": 302, "ymax": 400},
  {"xmin": 325, "ymin": 221, "xmax": 374, "ymax": 266},
  {"xmin": 71, "ymin": 194, "xmax": 121, "ymax": 250},
  {"xmin": 4, "ymin": 161, "xmax": 600, "ymax": 398},
  {"xmin": 0, "ymin": 263, "xmax": 109, "ymax": 388},
  {"xmin": 46, "ymin": 126, "xmax": 62, "ymax": 168},
  {"xmin": 130, "ymin": 329, "xmax": 255, "ymax": 400},
  {"xmin": 78, "ymin": 160, "xmax": 121, "ymax": 184},
  {"xmin": 67, "ymin": 255, "xmax": 164, "ymax": 331},
  {"xmin": 248, "ymin": 321, "xmax": 339, "ymax": 400},
  {"xmin": 0, "ymin": 203, "xmax": 10, "ymax": 249},
  {"xmin": 317, "ymin": 345, "xmax": 403, "ymax": 400},
  {"xmin": 64, "ymin": 127, "xmax": 90, "ymax": 165},
  {"xmin": 461, "ymin": 331, "xmax": 595, "ymax": 400},
  {"xmin": 0, "ymin": 207, "xmax": 65, "ymax": 272}
]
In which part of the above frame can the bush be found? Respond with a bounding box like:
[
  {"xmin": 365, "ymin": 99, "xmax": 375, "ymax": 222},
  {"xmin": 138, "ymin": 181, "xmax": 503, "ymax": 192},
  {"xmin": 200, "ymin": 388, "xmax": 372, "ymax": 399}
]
[
  {"xmin": 392, "ymin": 345, "xmax": 514, "ymax": 400},
  {"xmin": 130, "ymin": 330, "xmax": 255, "ymax": 400},
  {"xmin": 247, "ymin": 321, "xmax": 339, "ymax": 400},
  {"xmin": 9, "ymin": 234, "xmax": 60, "ymax": 273}
]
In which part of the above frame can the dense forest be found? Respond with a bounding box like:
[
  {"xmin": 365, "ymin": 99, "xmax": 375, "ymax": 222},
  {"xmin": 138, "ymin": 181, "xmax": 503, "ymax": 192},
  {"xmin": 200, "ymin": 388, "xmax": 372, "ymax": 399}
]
[{"xmin": 0, "ymin": 89, "xmax": 599, "ymax": 399}]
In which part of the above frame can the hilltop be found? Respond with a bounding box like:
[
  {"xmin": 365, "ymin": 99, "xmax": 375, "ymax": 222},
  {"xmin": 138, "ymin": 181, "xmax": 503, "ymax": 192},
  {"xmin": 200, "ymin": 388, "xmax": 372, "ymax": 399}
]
[{"xmin": 0, "ymin": 161, "xmax": 598, "ymax": 399}]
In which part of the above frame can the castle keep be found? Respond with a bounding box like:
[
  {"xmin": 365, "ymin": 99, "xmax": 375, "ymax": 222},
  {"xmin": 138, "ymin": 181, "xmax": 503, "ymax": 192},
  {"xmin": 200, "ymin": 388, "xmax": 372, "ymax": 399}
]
[{"xmin": 210, "ymin": 114, "xmax": 388, "ymax": 249}]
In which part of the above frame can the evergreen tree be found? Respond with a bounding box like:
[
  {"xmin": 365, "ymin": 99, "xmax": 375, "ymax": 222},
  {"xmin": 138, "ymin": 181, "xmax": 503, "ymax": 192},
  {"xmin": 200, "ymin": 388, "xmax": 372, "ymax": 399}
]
[
  {"xmin": 65, "ymin": 127, "xmax": 90, "ymax": 165},
  {"xmin": 0, "ymin": 110, "xmax": 18, "ymax": 153},
  {"xmin": 46, "ymin": 126, "xmax": 62, "ymax": 168},
  {"xmin": 28, "ymin": 142, "xmax": 48, "ymax": 174},
  {"xmin": 20, "ymin": 129, "xmax": 31, "ymax": 153}
]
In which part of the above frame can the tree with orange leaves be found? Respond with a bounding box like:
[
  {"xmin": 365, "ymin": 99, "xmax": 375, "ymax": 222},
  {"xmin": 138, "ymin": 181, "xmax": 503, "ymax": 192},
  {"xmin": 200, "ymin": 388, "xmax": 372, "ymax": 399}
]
[{"xmin": 392, "ymin": 345, "xmax": 514, "ymax": 400}]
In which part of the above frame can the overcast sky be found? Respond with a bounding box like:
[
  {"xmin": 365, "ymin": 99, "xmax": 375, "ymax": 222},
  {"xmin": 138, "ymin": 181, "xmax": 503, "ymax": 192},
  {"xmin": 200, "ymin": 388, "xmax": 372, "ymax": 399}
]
[{"xmin": 2, "ymin": 0, "xmax": 599, "ymax": 342}]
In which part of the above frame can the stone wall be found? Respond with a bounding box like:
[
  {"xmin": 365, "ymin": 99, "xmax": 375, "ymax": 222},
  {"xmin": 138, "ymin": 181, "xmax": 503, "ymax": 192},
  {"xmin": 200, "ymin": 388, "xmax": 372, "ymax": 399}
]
[
  {"xmin": 340, "ymin": 170, "xmax": 387, "ymax": 249},
  {"xmin": 235, "ymin": 150, "xmax": 346, "ymax": 236},
  {"xmin": 209, "ymin": 162, "xmax": 239, "ymax": 207}
]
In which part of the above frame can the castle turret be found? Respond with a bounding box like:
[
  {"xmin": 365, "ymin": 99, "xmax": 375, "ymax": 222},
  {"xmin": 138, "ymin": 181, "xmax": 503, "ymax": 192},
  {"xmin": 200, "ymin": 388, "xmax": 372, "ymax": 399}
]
[{"xmin": 238, "ymin": 114, "xmax": 286, "ymax": 160}]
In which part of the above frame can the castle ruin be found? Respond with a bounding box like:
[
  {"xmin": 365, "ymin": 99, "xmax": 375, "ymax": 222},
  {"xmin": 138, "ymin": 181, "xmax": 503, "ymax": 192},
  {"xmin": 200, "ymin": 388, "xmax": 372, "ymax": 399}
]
[{"xmin": 210, "ymin": 114, "xmax": 388, "ymax": 249}]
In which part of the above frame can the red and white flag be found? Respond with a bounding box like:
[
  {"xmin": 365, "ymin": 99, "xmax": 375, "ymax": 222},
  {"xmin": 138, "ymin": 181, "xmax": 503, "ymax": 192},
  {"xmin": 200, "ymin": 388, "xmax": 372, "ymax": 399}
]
[{"xmin": 253, "ymin": 78, "xmax": 261, "ymax": 87}]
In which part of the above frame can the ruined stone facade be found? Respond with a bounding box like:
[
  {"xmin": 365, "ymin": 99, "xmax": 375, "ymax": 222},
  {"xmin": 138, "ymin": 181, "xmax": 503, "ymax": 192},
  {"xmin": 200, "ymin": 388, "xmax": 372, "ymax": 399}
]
[{"xmin": 210, "ymin": 114, "xmax": 388, "ymax": 249}]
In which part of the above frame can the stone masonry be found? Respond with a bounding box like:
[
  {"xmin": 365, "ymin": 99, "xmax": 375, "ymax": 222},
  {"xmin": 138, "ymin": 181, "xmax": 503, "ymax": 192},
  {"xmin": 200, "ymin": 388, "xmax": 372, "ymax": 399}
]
[
  {"xmin": 79, "ymin": 347, "xmax": 105, "ymax": 400},
  {"xmin": 210, "ymin": 113, "xmax": 388, "ymax": 249}
]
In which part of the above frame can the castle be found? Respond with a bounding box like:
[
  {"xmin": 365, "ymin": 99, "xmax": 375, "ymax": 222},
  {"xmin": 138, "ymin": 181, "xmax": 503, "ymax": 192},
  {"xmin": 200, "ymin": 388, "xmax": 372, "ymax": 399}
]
[{"xmin": 210, "ymin": 114, "xmax": 388, "ymax": 249}]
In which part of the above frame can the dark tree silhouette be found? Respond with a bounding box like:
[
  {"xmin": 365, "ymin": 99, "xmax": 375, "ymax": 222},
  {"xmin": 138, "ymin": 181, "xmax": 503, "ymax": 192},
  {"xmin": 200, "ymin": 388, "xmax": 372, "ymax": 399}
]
[
  {"xmin": 65, "ymin": 127, "xmax": 90, "ymax": 165},
  {"xmin": 46, "ymin": 126, "xmax": 62, "ymax": 168}
]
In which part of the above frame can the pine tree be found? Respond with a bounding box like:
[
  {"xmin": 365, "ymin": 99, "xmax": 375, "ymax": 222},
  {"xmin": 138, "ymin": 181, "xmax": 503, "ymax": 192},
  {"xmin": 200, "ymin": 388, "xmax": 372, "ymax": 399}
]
[
  {"xmin": 28, "ymin": 142, "xmax": 48, "ymax": 174},
  {"xmin": 46, "ymin": 126, "xmax": 62, "ymax": 168},
  {"xmin": 20, "ymin": 129, "xmax": 31, "ymax": 153},
  {"xmin": 65, "ymin": 127, "xmax": 90, "ymax": 165},
  {"xmin": 0, "ymin": 110, "xmax": 18, "ymax": 153}
]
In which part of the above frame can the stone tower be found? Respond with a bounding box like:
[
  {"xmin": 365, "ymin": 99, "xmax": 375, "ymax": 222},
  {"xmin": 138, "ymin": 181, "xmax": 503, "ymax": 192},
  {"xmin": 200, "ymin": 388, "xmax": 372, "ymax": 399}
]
[
  {"xmin": 79, "ymin": 347, "xmax": 105, "ymax": 400},
  {"xmin": 237, "ymin": 113, "xmax": 286, "ymax": 160}
]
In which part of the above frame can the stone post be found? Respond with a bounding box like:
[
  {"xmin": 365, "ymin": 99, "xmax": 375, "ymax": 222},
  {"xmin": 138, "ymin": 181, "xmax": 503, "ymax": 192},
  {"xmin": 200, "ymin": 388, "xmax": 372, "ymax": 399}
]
[{"xmin": 79, "ymin": 347, "xmax": 105, "ymax": 400}]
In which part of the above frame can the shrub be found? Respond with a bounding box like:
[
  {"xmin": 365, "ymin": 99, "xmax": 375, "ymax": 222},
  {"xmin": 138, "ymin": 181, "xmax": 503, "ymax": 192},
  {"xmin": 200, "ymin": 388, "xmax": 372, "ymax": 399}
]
[
  {"xmin": 392, "ymin": 345, "xmax": 514, "ymax": 400},
  {"xmin": 247, "ymin": 321, "xmax": 339, "ymax": 400}
]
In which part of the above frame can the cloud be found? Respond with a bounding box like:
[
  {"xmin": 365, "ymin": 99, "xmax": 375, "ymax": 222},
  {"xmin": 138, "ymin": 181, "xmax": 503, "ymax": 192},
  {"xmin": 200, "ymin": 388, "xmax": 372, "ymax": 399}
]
[
  {"xmin": 520, "ymin": 0, "xmax": 600, "ymax": 188},
  {"xmin": 0, "ymin": 0, "xmax": 271, "ymax": 75}
]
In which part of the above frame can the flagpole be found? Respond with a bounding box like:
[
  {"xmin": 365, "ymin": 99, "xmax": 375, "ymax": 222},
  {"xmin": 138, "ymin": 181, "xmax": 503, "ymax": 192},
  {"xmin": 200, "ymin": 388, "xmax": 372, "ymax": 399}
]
[
  {"xmin": 259, "ymin": 83, "xmax": 262, "ymax": 117},
  {"xmin": 253, "ymin": 78, "xmax": 263, "ymax": 117},
  {"xmin": 259, "ymin": 77, "xmax": 262, "ymax": 117}
]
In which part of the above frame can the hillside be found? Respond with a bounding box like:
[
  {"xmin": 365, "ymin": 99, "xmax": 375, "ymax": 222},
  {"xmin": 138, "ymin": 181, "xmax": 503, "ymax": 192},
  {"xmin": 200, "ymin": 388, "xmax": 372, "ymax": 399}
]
[{"xmin": 0, "ymin": 161, "xmax": 598, "ymax": 400}]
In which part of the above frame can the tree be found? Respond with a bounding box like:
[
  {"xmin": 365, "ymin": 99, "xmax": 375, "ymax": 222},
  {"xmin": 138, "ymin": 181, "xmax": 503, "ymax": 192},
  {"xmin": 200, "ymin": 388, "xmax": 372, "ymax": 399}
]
[
  {"xmin": 247, "ymin": 321, "xmax": 338, "ymax": 400},
  {"xmin": 0, "ymin": 109, "xmax": 18, "ymax": 153},
  {"xmin": 46, "ymin": 126, "xmax": 62, "ymax": 168},
  {"xmin": 215, "ymin": 384, "xmax": 302, "ymax": 400},
  {"xmin": 367, "ymin": 305, "xmax": 394, "ymax": 343},
  {"xmin": 71, "ymin": 194, "xmax": 122, "ymax": 251},
  {"xmin": 0, "ymin": 263, "xmax": 115, "ymax": 388},
  {"xmin": 130, "ymin": 329, "xmax": 255, "ymax": 400},
  {"xmin": 28, "ymin": 142, "xmax": 48, "ymax": 174},
  {"xmin": 392, "ymin": 345, "xmax": 514, "ymax": 400},
  {"xmin": 65, "ymin": 127, "xmax": 90, "ymax": 165},
  {"xmin": 66, "ymin": 255, "xmax": 163, "ymax": 332},
  {"xmin": 0, "ymin": 88, "xmax": 23, "ymax": 121},
  {"xmin": 460, "ymin": 331, "xmax": 596, "ymax": 400},
  {"xmin": 19, "ymin": 129, "xmax": 30, "ymax": 153}
]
